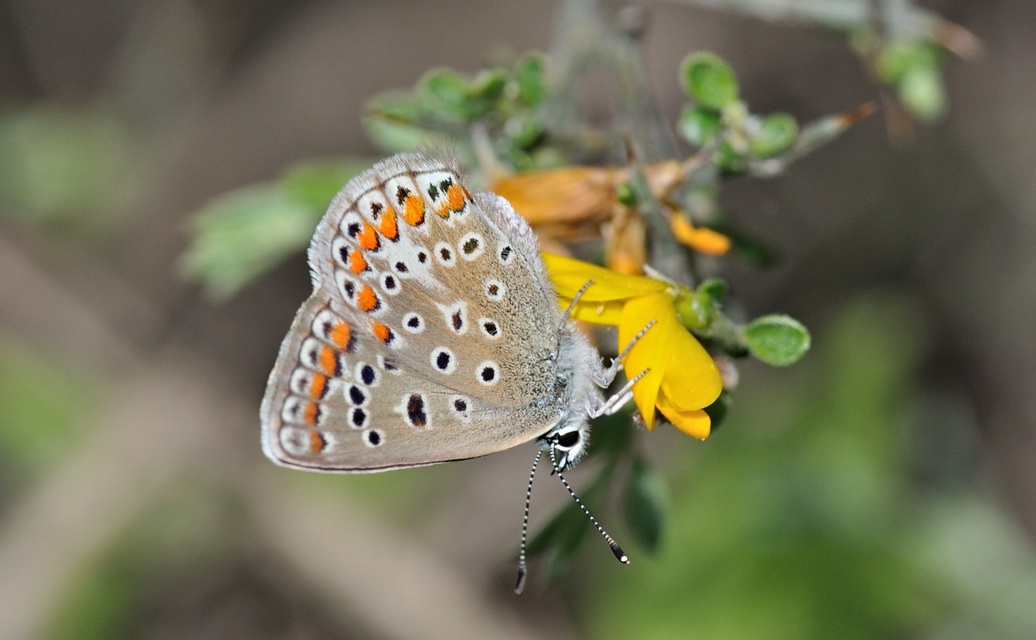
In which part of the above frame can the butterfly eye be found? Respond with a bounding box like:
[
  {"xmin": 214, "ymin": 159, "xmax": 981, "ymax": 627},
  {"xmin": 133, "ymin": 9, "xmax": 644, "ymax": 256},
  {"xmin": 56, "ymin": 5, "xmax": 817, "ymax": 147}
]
[{"xmin": 556, "ymin": 430, "xmax": 580, "ymax": 448}]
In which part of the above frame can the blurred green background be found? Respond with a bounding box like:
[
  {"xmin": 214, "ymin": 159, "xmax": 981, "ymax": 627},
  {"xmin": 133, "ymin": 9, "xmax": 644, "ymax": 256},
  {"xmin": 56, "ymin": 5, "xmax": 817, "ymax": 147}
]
[{"xmin": 2, "ymin": 1, "xmax": 1036, "ymax": 638}]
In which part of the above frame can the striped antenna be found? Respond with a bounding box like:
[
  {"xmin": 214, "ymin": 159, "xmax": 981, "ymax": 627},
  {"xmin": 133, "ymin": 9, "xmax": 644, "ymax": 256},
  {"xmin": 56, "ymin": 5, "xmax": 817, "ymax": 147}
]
[{"xmin": 514, "ymin": 446, "xmax": 629, "ymax": 595}]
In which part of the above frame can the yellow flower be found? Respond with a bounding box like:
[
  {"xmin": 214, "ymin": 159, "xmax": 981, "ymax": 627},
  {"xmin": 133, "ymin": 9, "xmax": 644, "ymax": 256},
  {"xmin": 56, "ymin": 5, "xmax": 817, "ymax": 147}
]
[{"xmin": 543, "ymin": 253, "xmax": 723, "ymax": 439}]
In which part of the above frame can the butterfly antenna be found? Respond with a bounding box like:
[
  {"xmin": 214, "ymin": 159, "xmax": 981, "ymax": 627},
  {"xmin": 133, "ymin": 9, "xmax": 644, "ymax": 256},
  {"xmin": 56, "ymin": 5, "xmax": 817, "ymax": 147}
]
[
  {"xmin": 515, "ymin": 450, "xmax": 542, "ymax": 595},
  {"xmin": 548, "ymin": 447, "xmax": 630, "ymax": 566}
]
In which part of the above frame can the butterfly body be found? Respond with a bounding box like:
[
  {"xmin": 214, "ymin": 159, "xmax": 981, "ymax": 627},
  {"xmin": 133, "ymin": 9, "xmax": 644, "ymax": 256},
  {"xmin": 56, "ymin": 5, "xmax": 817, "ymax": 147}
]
[{"xmin": 261, "ymin": 152, "xmax": 613, "ymax": 473}]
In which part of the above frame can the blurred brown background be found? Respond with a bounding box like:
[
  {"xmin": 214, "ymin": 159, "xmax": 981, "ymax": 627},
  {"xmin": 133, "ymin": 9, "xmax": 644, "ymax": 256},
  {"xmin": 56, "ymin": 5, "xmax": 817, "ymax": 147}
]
[{"xmin": 2, "ymin": 1, "xmax": 1035, "ymax": 638}]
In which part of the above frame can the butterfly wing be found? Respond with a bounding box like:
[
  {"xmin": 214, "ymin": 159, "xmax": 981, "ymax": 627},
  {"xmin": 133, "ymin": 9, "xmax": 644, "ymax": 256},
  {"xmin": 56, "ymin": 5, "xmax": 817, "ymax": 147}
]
[{"xmin": 261, "ymin": 153, "xmax": 568, "ymax": 472}]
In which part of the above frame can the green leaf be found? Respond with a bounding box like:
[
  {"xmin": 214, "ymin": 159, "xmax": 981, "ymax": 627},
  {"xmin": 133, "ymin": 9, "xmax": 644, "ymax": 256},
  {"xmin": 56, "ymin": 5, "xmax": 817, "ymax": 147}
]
[
  {"xmin": 899, "ymin": 65, "xmax": 945, "ymax": 121},
  {"xmin": 419, "ymin": 68, "xmax": 473, "ymax": 118},
  {"xmin": 715, "ymin": 140, "xmax": 747, "ymax": 175},
  {"xmin": 874, "ymin": 40, "xmax": 933, "ymax": 83},
  {"xmin": 624, "ymin": 458, "xmax": 668, "ymax": 552},
  {"xmin": 585, "ymin": 411, "xmax": 635, "ymax": 459},
  {"xmin": 180, "ymin": 184, "xmax": 321, "ymax": 300},
  {"xmin": 514, "ymin": 53, "xmax": 547, "ymax": 106},
  {"xmin": 182, "ymin": 158, "xmax": 371, "ymax": 300},
  {"xmin": 742, "ymin": 314, "xmax": 811, "ymax": 366},
  {"xmin": 677, "ymin": 104, "xmax": 722, "ymax": 146},
  {"xmin": 281, "ymin": 160, "xmax": 371, "ymax": 210},
  {"xmin": 466, "ymin": 69, "xmax": 508, "ymax": 119},
  {"xmin": 365, "ymin": 91, "xmax": 426, "ymax": 124},
  {"xmin": 504, "ymin": 112, "xmax": 544, "ymax": 149},
  {"xmin": 751, "ymin": 113, "xmax": 799, "ymax": 157},
  {"xmin": 544, "ymin": 503, "xmax": 592, "ymax": 581},
  {"xmin": 362, "ymin": 92, "xmax": 438, "ymax": 152},
  {"xmin": 698, "ymin": 278, "xmax": 727, "ymax": 302},
  {"xmin": 681, "ymin": 52, "xmax": 740, "ymax": 110},
  {"xmin": 524, "ymin": 490, "xmax": 592, "ymax": 585},
  {"xmin": 363, "ymin": 116, "xmax": 438, "ymax": 154},
  {"xmin": 525, "ymin": 490, "xmax": 584, "ymax": 557},
  {"xmin": 470, "ymin": 69, "xmax": 507, "ymax": 104},
  {"xmin": 525, "ymin": 468, "xmax": 614, "ymax": 584},
  {"xmin": 873, "ymin": 41, "xmax": 946, "ymax": 120}
]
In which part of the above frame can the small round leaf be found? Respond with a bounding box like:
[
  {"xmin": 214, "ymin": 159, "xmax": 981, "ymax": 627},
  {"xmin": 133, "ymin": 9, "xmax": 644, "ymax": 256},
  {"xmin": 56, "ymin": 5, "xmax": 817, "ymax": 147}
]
[
  {"xmin": 742, "ymin": 314, "xmax": 811, "ymax": 366},
  {"xmin": 504, "ymin": 113, "xmax": 543, "ymax": 149},
  {"xmin": 678, "ymin": 104, "xmax": 722, "ymax": 146},
  {"xmin": 681, "ymin": 52, "xmax": 740, "ymax": 110},
  {"xmin": 751, "ymin": 113, "xmax": 799, "ymax": 157},
  {"xmin": 470, "ymin": 70, "xmax": 507, "ymax": 103},
  {"xmin": 900, "ymin": 65, "xmax": 945, "ymax": 121},
  {"xmin": 420, "ymin": 69, "xmax": 472, "ymax": 118}
]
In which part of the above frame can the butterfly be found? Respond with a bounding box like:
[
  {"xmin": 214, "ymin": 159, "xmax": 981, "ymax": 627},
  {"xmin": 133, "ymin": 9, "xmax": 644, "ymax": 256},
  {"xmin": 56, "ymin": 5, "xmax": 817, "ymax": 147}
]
[{"xmin": 260, "ymin": 151, "xmax": 642, "ymax": 591}]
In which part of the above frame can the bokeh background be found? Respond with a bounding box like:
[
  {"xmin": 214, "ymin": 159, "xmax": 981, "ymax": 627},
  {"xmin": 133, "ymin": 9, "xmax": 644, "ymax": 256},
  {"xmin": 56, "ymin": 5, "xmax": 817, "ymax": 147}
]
[{"xmin": 2, "ymin": 0, "xmax": 1036, "ymax": 638}]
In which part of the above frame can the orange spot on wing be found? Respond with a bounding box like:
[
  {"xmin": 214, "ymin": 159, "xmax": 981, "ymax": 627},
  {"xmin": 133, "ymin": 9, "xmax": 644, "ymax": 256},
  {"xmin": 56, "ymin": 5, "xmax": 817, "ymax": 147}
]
[
  {"xmin": 404, "ymin": 193, "xmax": 425, "ymax": 226},
  {"xmin": 349, "ymin": 249, "xmax": 368, "ymax": 274},
  {"xmin": 319, "ymin": 346, "xmax": 339, "ymax": 376},
  {"xmin": 371, "ymin": 321, "xmax": 393, "ymax": 344},
  {"xmin": 309, "ymin": 372, "xmax": 328, "ymax": 398},
  {"xmin": 446, "ymin": 183, "xmax": 466, "ymax": 212},
  {"xmin": 357, "ymin": 285, "xmax": 380, "ymax": 313},
  {"xmin": 358, "ymin": 221, "xmax": 380, "ymax": 250},
  {"xmin": 379, "ymin": 206, "xmax": 399, "ymax": 240},
  {"xmin": 330, "ymin": 322, "xmax": 352, "ymax": 350},
  {"xmin": 307, "ymin": 429, "xmax": 326, "ymax": 452},
  {"xmin": 303, "ymin": 402, "xmax": 321, "ymax": 426}
]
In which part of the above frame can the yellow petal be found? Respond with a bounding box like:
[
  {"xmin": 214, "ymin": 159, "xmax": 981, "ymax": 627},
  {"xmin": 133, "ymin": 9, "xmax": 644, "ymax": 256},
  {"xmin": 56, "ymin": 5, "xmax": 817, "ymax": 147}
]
[
  {"xmin": 657, "ymin": 330, "xmax": 723, "ymax": 413},
  {"xmin": 619, "ymin": 291, "xmax": 723, "ymax": 432},
  {"xmin": 656, "ymin": 394, "xmax": 712, "ymax": 440},
  {"xmin": 543, "ymin": 253, "xmax": 666, "ymax": 301},
  {"xmin": 618, "ymin": 292, "xmax": 672, "ymax": 431},
  {"xmin": 557, "ymin": 297, "xmax": 625, "ymax": 325}
]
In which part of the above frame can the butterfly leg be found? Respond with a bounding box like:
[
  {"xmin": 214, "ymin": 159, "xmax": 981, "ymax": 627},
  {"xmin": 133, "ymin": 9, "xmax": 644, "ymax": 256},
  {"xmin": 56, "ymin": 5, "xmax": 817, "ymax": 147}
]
[
  {"xmin": 592, "ymin": 318, "xmax": 656, "ymax": 388},
  {"xmin": 560, "ymin": 278, "xmax": 595, "ymax": 323},
  {"xmin": 592, "ymin": 368, "xmax": 649, "ymax": 417}
]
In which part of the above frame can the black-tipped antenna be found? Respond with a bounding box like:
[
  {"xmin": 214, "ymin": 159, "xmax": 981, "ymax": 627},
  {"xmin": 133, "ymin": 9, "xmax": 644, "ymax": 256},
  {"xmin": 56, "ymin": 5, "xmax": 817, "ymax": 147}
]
[
  {"xmin": 548, "ymin": 448, "xmax": 630, "ymax": 565},
  {"xmin": 514, "ymin": 447, "xmax": 630, "ymax": 595},
  {"xmin": 515, "ymin": 450, "xmax": 542, "ymax": 595}
]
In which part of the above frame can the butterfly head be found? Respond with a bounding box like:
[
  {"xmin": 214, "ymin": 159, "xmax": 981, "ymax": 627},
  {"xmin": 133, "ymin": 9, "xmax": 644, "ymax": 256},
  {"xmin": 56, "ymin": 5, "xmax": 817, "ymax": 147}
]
[
  {"xmin": 532, "ymin": 317, "xmax": 610, "ymax": 471},
  {"xmin": 536, "ymin": 421, "xmax": 589, "ymax": 472}
]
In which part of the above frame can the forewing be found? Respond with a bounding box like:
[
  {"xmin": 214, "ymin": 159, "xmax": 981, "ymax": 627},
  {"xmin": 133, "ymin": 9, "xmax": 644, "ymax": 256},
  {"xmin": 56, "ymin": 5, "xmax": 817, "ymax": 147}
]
[{"xmin": 261, "ymin": 153, "xmax": 566, "ymax": 471}]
